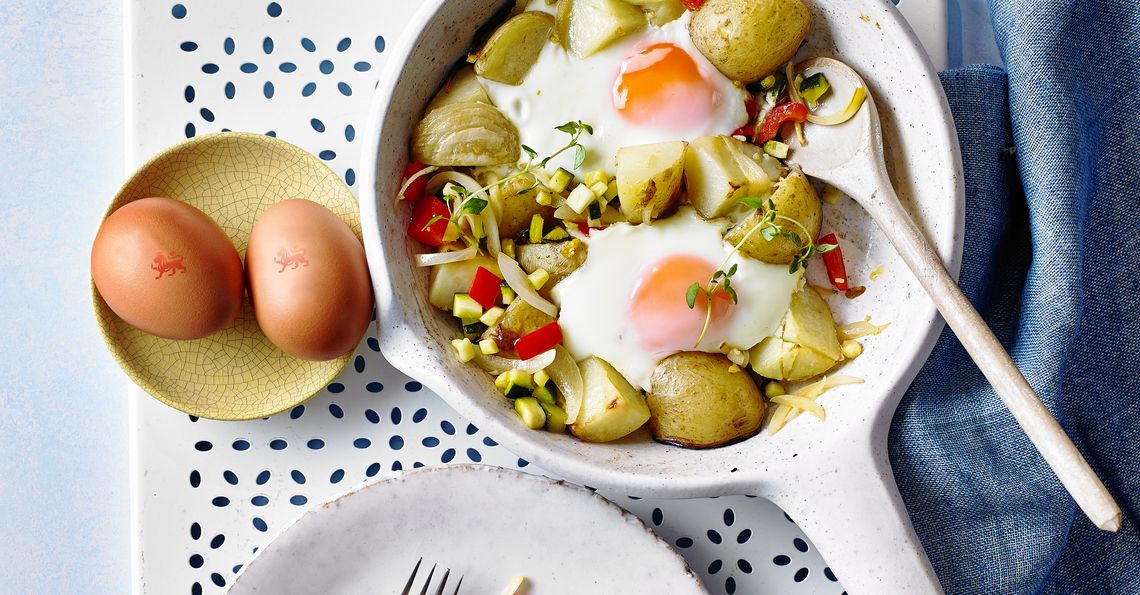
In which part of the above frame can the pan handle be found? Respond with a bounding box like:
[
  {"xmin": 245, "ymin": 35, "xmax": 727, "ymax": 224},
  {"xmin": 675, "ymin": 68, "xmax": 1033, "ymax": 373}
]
[{"xmin": 764, "ymin": 438, "xmax": 943, "ymax": 595}]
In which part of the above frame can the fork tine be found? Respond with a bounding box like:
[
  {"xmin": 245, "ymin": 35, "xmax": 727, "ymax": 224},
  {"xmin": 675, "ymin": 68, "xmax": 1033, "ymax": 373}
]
[
  {"xmin": 417, "ymin": 564, "xmax": 437, "ymax": 595},
  {"xmin": 451, "ymin": 575, "xmax": 463, "ymax": 595},
  {"xmin": 400, "ymin": 558, "xmax": 423, "ymax": 595},
  {"xmin": 432, "ymin": 569, "xmax": 451, "ymax": 595}
]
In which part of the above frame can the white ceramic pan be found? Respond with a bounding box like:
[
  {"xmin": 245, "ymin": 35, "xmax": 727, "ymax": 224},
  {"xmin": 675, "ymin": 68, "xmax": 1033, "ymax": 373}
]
[{"xmin": 359, "ymin": 2, "xmax": 963, "ymax": 593}]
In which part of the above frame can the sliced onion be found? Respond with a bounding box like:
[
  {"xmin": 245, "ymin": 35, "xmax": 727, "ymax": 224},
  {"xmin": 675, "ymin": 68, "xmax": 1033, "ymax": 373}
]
[
  {"xmin": 796, "ymin": 57, "xmax": 870, "ymax": 126},
  {"xmin": 473, "ymin": 348, "xmax": 556, "ymax": 374},
  {"xmin": 546, "ymin": 346, "xmax": 583, "ymax": 425},
  {"xmin": 837, "ymin": 317, "xmax": 890, "ymax": 341},
  {"xmin": 771, "ymin": 394, "xmax": 826, "ymax": 421},
  {"xmin": 497, "ymin": 252, "xmax": 558, "ymax": 317},
  {"xmin": 807, "ymin": 87, "xmax": 867, "ymax": 125},
  {"xmin": 483, "ymin": 207, "xmax": 501, "ymax": 257},
  {"xmin": 415, "ymin": 246, "xmax": 477, "ymax": 267},
  {"xmin": 395, "ymin": 165, "xmax": 439, "ymax": 206}
]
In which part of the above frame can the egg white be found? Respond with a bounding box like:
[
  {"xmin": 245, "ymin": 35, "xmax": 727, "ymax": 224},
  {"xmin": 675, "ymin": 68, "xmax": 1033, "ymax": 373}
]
[
  {"xmin": 480, "ymin": 8, "xmax": 749, "ymax": 174},
  {"xmin": 552, "ymin": 209, "xmax": 802, "ymax": 390}
]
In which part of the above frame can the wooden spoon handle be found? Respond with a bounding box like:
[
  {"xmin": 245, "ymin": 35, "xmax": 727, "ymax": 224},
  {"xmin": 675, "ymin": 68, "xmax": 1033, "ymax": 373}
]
[{"xmin": 864, "ymin": 176, "xmax": 1121, "ymax": 532}]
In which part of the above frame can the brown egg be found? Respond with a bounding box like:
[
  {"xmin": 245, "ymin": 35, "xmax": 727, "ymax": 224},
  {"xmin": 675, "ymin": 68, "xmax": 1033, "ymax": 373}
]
[
  {"xmin": 91, "ymin": 197, "xmax": 245, "ymax": 340},
  {"xmin": 246, "ymin": 199, "xmax": 373, "ymax": 361}
]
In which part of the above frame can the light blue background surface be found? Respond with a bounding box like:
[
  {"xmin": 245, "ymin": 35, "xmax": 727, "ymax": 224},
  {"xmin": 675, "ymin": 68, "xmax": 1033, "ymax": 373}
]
[{"xmin": 0, "ymin": 1, "xmax": 996, "ymax": 593}]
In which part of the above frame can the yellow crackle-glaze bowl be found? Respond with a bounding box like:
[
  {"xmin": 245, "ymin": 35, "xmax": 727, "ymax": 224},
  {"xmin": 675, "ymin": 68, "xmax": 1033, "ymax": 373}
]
[{"xmin": 92, "ymin": 132, "xmax": 362, "ymax": 420}]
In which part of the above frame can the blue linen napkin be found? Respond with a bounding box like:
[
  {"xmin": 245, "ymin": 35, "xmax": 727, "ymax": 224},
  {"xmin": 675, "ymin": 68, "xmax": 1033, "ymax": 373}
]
[{"xmin": 888, "ymin": 1, "xmax": 1140, "ymax": 591}]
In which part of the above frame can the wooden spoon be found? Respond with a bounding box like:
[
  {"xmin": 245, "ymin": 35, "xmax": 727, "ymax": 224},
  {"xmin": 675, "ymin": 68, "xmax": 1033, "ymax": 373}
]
[{"xmin": 786, "ymin": 57, "xmax": 1121, "ymax": 532}]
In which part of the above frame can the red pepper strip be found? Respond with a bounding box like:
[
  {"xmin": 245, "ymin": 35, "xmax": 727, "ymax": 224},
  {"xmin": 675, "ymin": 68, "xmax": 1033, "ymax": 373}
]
[
  {"xmin": 818, "ymin": 233, "xmax": 849, "ymax": 291},
  {"xmin": 756, "ymin": 102, "xmax": 809, "ymax": 144},
  {"xmin": 469, "ymin": 266, "xmax": 502, "ymax": 309},
  {"xmin": 681, "ymin": 0, "xmax": 704, "ymax": 9},
  {"xmin": 576, "ymin": 222, "xmax": 591, "ymax": 236},
  {"xmin": 732, "ymin": 125, "xmax": 756, "ymax": 138},
  {"xmin": 745, "ymin": 95, "xmax": 759, "ymax": 120},
  {"xmin": 402, "ymin": 161, "xmax": 429, "ymax": 202},
  {"xmin": 514, "ymin": 322, "xmax": 563, "ymax": 360},
  {"xmin": 406, "ymin": 196, "xmax": 451, "ymax": 246}
]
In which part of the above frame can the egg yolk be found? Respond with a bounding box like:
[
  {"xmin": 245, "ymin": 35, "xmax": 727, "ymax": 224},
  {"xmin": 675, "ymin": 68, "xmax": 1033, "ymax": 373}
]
[
  {"xmin": 629, "ymin": 254, "xmax": 734, "ymax": 354},
  {"xmin": 613, "ymin": 43, "xmax": 720, "ymax": 132}
]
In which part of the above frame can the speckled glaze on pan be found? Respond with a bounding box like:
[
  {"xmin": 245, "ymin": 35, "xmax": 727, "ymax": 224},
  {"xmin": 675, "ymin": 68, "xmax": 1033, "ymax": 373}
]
[
  {"xmin": 358, "ymin": 2, "xmax": 963, "ymax": 593},
  {"xmin": 228, "ymin": 465, "xmax": 707, "ymax": 594}
]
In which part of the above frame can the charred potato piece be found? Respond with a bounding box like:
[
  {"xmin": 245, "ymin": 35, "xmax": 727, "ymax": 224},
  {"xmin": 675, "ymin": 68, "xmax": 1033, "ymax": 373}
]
[
  {"xmin": 515, "ymin": 239, "xmax": 588, "ymax": 286},
  {"xmin": 725, "ymin": 167, "xmax": 821, "ymax": 264},
  {"xmin": 616, "ymin": 141, "xmax": 686, "ymax": 223},
  {"xmin": 425, "ymin": 66, "xmax": 490, "ymax": 113},
  {"xmin": 648, "ymin": 352, "xmax": 764, "ymax": 448},
  {"xmin": 428, "ymin": 255, "xmax": 500, "ymax": 311},
  {"xmin": 480, "ymin": 299, "xmax": 556, "ymax": 357},
  {"xmin": 475, "ymin": 12, "xmax": 556, "ymax": 85},
  {"xmin": 689, "ymin": 0, "xmax": 811, "ymax": 82},
  {"xmin": 412, "ymin": 102, "xmax": 520, "ymax": 166},
  {"xmin": 497, "ymin": 175, "xmax": 557, "ymax": 239},
  {"xmin": 556, "ymin": 0, "xmax": 647, "ymax": 58},
  {"xmin": 571, "ymin": 356, "xmax": 651, "ymax": 442}
]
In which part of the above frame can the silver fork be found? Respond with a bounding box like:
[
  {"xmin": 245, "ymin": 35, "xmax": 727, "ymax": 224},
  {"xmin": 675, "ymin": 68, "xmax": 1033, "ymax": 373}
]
[{"xmin": 400, "ymin": 557, "xmax": 463, "ymax": 595}]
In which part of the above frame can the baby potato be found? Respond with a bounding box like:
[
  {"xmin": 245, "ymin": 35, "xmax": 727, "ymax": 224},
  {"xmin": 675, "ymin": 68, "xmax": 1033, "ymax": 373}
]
[
  {"xmin": 782, "ymin": 286, "xmax": 841, "ymax": 360},
  {"xmin": 648, "ymin": 352, "xmax": 765, "ymax": 449},
  {"xmin": 616, "ymin": 140, "xmax": 686, "ymax": 223},
  {"xmin": 475, "ymin": 12, "xmax": 556, "ymax": 85},
  {"xmin": 516, "ymin": 239, "xmax": 588, "ymax": 286},
  {"xmin": 625, "ymin": 0, "xmax": 685, "ymax": 25},
  {"xmin": 689, "ymin": 0, "xmax": 811, "ymax": 82},
  {"xmin": 684, "ymin": 136, "xmax": 773, "ymax": 219},
  {"xmin": 557, "ymin": 0, "xmax": 647, "ymax": 58},
  {"xmin": 725, "ymin": 167, "xmax": 821, "ymax": 264},
  {"xmin": 497, "ymin": 176, "xmax": 557, "ymax": 240},
  {"xmin": 571, "ymin": 356, "xmax": 651, "ymax": 443},
  {"xmin": 481, "ymin": 299, "xmax": 556, "ymax": 357}
]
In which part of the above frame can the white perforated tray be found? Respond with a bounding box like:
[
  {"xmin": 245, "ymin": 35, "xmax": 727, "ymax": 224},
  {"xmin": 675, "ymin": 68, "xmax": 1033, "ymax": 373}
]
[{"xmin": 126, "ymin": 2, "xmax": 946, "ymax": 594}]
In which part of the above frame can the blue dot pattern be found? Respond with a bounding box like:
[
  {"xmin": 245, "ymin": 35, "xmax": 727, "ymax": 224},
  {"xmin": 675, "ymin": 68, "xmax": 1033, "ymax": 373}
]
[{"xmin": 159, "ymin": 7, "xmax": 832, "ymax": 594}]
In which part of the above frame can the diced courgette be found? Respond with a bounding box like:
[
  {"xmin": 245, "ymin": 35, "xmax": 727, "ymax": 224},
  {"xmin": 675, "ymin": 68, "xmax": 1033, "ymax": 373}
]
[
  {"xmin": 540, "ymin": 401, "xmax": 568, "ymax": 433},
  {"xmin": 453, "ymin": 293, "xmax": 483, "ymax": 319},
  {"xmin": 514, "ymin": 397, "xmax": 547, "ymax": 429},
  {"xmin": 504, "ymin": 369, "xmax": 534, "ymax": 398}
]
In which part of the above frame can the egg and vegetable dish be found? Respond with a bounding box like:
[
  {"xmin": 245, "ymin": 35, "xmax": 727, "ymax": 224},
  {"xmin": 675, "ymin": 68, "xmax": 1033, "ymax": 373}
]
[{"xmin": 397, "ymin": 0, "xmax": 887, "ymax": 447}]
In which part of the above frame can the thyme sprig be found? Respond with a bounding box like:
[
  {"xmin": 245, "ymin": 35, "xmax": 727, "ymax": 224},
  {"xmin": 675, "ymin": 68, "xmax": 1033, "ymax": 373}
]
[
  {"xmin": 422, "ymin": 121, "xmax": 593, "ymax": 233},
  {"xmin": 685, "ymin": 197, "xmax": 837, "ymax": 348}
]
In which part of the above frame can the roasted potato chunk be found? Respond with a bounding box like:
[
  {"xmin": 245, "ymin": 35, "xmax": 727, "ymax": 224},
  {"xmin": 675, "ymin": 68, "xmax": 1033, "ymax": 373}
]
[
  {"xmin": 428, "ymin": 255, "xmax": 500, "ymax": 311},
  {"xmin": 648, "ymin": 352, "xmax": 764, "ymax": 448},
  {"xmin": 725, "ymin": 167, "xmax": 821, "ymax": 264},
  {"xmin": 749, "ymin": 336, "xmax": 836, "ymax": 381},
  {"xmin": 412, "ymin": 102, "xmax": 520, "ymax": 166},
  {"xmin": 616, "ymin": 141, "xmax": 686, "ymax": 223},
  {"xmin": 571, "ymin": 356, "xmax": 651, "ymax": 442},
  {"xmin": 516, "ymin": 239, "xmax": 588, "ymax": 286},
  {"xmin": 750, "ymin": 287, "xmax": 841, "ymax": 380},
  {"xmin": 475, "ymin": 12, "xmax": 556, "ymax": 85},
  {"xmin": 481, "ymin": 299, "xmax": 556, "ymax": 357},
  {"xmin": 625, "ymin": 0, "xmax": 685, "ymax": 25},
  {"xmin": 496, "ymin": 175, "xmax": 557, "ymax": 239},
  {"xmin": 684, "ymin": 136, "xmax": 775, "ymax": 218},
  {"xmin": 557, "ymin": 0, "xmax": 647, "ymax": 58},
  {"xmin": 425, "ymin": 66, "xmax": 490, "ymax": 113},
  {"xmin": 689, "ymin": 0, "xmax": 811, "ymax": 82}
]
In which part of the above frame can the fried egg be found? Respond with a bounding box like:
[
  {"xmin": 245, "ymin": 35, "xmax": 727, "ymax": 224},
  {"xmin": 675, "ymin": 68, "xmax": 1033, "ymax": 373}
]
[
  {"xmin": 480, "ymin": 7, "xmax": 749, "ymax": 173},
  {"xmin": 552, "ymin": 209, "xmax": 802, "ymax": 390}
]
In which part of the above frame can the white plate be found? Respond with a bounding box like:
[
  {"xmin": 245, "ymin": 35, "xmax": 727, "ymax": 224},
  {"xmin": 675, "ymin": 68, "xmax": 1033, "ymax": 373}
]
[{"xmin": 227, "ymin": 465, "xmax": 706, "ymax": 594}]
